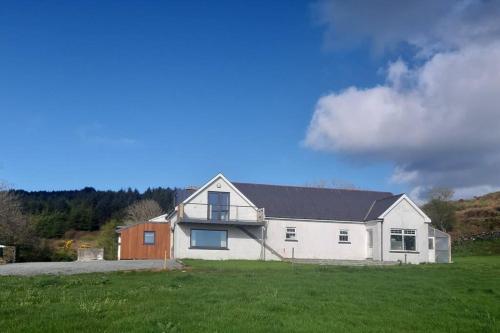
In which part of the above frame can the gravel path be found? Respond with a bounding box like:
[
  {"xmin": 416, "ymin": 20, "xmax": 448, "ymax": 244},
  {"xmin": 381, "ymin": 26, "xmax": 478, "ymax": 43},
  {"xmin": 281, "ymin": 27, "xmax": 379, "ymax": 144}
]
[{"xmin": 0, "ymin": 260, "xmax": 182, "ymax": 276}]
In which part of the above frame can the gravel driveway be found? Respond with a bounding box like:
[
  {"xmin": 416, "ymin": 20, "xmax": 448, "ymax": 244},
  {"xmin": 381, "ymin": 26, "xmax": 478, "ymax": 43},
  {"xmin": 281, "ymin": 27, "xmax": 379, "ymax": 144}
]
[{"xmin": 0, "ymin": 260, "xmax": 182, "ymax": 276}]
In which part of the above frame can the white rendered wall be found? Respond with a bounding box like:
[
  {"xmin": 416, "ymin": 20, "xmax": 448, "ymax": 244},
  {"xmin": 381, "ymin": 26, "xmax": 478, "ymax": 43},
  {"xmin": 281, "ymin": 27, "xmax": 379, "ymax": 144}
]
[
  {"xmin": 382, "ymin": 198, "xmax": 430, "ymax": 264},
  {"xmin": 174, "ymin": 223, "xmax": 279, "ymax": 260},
  {"xmin": 265, "ymin": 218, "xmax": 369, "ymax": 260},
  {"xmin": 183, "ymin": 177, "xmax": 259, "ymax": 222}
]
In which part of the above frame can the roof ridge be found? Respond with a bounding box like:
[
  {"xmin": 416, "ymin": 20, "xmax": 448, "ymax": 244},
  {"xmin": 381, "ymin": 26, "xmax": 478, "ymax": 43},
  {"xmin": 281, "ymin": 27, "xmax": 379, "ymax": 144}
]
[{"xmin": 232, "ymin": 181, "xmax": 392, "ymax": 194}]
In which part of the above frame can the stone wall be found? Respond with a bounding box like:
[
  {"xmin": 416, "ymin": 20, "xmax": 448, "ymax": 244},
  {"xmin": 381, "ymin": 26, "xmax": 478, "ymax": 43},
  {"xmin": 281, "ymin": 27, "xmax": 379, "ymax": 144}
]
[
  {"xmin": 454, "ymin": 231, "xmax": 500, "ymax": 242},
  {"xmin": 0, "ymin": 246, "xmax": 16, "ymax": 264}
]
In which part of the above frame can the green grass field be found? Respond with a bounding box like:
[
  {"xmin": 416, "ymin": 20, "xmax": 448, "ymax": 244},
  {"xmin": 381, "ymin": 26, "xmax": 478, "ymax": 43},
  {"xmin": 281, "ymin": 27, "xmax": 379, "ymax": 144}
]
[{"xmin": 1, "ymin": 257, "xmax": 499, "ymax": 332}]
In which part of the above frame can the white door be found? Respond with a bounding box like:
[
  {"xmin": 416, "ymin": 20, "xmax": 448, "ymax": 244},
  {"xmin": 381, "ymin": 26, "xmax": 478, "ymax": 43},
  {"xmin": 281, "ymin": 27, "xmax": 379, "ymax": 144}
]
[
  {"xmin": 428, "ymin": 237, "xmax": 435, "ymax": 262},
  {"xmin": 367, "ymin": 230, "xmax": 373, "ymax": 258}
]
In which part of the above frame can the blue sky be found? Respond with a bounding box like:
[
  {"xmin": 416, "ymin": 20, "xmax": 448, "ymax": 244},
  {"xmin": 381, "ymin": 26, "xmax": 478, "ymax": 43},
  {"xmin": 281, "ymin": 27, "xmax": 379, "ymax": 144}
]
[{"xmin": 3, "ymin": 1, "xmax": 497, "ymax": 198}]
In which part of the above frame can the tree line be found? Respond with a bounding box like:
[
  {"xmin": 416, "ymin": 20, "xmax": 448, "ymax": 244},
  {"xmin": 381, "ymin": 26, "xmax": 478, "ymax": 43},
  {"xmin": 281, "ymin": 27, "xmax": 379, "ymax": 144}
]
[
  {"xmin": 0, "ymin": 185, "xmax": 176, "ymax": 261},
  {"xmin": 12, "ymin": 187, "xmax": 175, "ymax": 239}
]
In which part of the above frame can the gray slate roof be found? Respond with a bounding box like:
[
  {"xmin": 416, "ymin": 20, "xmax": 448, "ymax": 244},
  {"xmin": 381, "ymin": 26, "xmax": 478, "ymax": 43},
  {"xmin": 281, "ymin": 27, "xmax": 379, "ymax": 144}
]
[
  {"xmin": 174, "ymin": 188, "xmax": 197, "ymax": 206},
  {"xmin": 363, "ymin": 194, "xmax": 404, "ymax": 221},
  {"xmin": 232, "ymin": 182, "xmax": 397, "ymax": 221}
]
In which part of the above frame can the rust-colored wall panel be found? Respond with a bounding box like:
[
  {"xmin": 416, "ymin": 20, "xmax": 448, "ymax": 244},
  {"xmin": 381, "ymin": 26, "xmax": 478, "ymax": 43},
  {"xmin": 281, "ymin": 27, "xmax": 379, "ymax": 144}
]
[{"xmin": 120, "ymin": 222, "xmax": 170, "ymax": 260}]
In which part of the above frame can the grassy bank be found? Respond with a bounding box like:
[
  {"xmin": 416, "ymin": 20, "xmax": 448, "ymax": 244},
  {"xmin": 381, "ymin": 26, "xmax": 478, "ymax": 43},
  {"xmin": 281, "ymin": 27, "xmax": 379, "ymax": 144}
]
[
  {"xmin": 1, "ymin": 257, "xmax": 499, "ymax": 332},
  {"xmin": 453, "ymin": 238, "xmax": 500, "ymax": 257}
]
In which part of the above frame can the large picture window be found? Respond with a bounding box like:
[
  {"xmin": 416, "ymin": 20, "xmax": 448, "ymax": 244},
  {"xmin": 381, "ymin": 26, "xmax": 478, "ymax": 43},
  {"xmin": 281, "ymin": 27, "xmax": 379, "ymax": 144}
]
[
  {"xmin": 208, "ymin": 192, "xmax": 230, "ymax": 221},
  {"xmin": 390, "ymin": 229, "xmax": 416, "ymax": 251},
  {"xmin": 190, "ymin": 229, "xmax": 228, "ymax": 249}
]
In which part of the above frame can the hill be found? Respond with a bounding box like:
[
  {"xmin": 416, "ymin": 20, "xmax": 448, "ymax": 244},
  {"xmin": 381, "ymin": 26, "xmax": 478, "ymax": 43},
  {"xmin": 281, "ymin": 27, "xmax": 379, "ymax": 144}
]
[
  {"xmin": 451, "ymin": 192, "xmax": 500, "ymax": 238},
  {"xmin": 449, "ymin": 192, "xmax": 500, "ymax": 256}
]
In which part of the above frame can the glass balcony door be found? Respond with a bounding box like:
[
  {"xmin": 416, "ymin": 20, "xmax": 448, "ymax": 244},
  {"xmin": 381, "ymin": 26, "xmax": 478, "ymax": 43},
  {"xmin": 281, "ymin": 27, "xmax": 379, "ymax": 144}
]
[{"xmin": 208, "ymin": 191, "xmax": 230, "ymax": 221}]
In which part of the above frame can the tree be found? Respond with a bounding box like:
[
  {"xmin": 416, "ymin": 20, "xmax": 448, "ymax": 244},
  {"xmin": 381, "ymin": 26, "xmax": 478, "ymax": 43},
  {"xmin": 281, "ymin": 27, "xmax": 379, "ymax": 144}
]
[
  {"xmin": 33, "ymin": 212, "xmax": 68, "ymax": 238},
  {"xmin": 426, "ymin": 187, "xmax": 454, "ymax": 202},
  {"xmin": 97, "ymin": 219, "xmax": 120, "ymax": 260},
  {"xmin": 11, "ymin": 186, "xmax": 174, "ymax": 236},
  {"xmin": 0, "ymin": 184, "xmax": 31, "ymax": 246},
  {"xmin": 0, "ymin": 184, "xmax": 49, "ymax": 261},
  {"xmin": 422, "ymin": 187, "xmax": 457, "ymax": 232},
  {"xmin": 143, "ymin": 187, "xmax": 175, "ymax": 212},
  {"xmin": 124, "ymin": 199, "xmax": 164, "ymax": 225}
]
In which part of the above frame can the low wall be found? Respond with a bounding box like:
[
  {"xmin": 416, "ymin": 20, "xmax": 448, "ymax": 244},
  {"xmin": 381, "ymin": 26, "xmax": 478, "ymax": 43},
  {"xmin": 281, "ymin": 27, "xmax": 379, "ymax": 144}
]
[
  {"xmin": 454, "ymin": 231, "xmax": 500, "ymax": 242},
  {"xmin": 77, "ymin": 248, "xmax": 104, "ymax": 261},
  {"xmin": 0, "ymin": 246, "xmax": 16, "ymax": 264}
]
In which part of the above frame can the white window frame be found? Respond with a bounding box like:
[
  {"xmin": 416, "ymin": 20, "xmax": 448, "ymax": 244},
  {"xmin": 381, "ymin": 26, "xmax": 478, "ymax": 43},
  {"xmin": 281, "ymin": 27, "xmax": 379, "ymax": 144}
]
[
  {"xmin": 285, "ymin": 227, "xmax": 297, "ymax": 241},
  {"xmin": 339, "ymin": 229, "xmax": 350, "ymax": 243},
  {"xmin": 390, "ymin": 228, "xmax": 417, "ymax": 252}
]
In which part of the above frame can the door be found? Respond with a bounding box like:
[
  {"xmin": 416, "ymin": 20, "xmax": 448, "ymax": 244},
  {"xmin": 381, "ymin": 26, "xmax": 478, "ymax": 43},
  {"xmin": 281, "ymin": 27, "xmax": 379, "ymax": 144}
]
[
  {"xmin": 428, "ymin": 237, "xmax": 436, "ymax": 262},
  {"xmin": 367, "ymin": 230, "xmax": 373, "ymax": 258},
  {"xmin": 208, "ymin": 192, "xmax": 230, "ymax": 221}
]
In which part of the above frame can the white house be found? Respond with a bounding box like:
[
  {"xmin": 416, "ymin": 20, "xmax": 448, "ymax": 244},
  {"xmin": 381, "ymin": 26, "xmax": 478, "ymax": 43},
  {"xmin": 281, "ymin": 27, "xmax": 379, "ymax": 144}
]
[{"xmin": 146, "ymin": 173, "xmax": 449, "ymax": 264}]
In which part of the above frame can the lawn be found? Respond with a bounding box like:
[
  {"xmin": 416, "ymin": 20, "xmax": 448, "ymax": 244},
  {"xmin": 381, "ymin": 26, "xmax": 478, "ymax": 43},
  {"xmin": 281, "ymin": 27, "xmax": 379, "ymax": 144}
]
[{"xmin": 1, "ymin": 257, "xmax": 499, "ymax": 332}]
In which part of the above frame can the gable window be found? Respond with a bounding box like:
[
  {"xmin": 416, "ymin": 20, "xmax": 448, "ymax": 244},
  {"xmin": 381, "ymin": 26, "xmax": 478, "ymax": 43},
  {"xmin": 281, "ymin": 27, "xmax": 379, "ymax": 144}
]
[
  {"xmin": 144, "ymin": 231, "xmax": 155, "ymax": 245},
  {"xmin": 390, "ymin": 229, "xmax": 416, "ymax": 251},
  {"xmin": 191, "ymin": 229, "xmax": 228, "ymax": 249},
  {"xmin": 285, "ymin": 227, "xmax": 297, "ymax": 241},
  {"xmin": 339, "ymin": 229, "xmax": 350, "ymax": 243},
  {"xmin": 208, "ymin": 191, "xmax": 230, "ymax": 221}
]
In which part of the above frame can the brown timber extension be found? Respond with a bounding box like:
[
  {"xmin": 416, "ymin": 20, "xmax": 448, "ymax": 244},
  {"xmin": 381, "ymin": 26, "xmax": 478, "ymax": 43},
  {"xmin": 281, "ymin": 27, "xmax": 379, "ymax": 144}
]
[{"xmin": 119, "ymin": 222, "xmax": 170, "ymax": 260}]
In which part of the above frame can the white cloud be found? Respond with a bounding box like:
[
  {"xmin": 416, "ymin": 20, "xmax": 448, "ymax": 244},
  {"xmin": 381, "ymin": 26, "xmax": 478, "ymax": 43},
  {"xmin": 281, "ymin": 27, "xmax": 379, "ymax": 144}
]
[
  {"xmin": 454, "ymin": 185, "xmax": 500, "ymax": 201},
  {"xmin": 77, "ymin": 123, "xmax": 138, "ymax": 148},
  {"xmin": 306, "ymin": 0, "xmax": 500, "ymax": 200}
]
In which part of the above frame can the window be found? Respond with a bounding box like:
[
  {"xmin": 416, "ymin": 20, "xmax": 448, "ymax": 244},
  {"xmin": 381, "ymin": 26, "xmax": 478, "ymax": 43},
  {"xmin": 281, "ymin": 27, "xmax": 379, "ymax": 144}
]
[
  {"xmin": 191, "ymin": 229, "xmax": 228, "ymax": 249},
  {"xmin": 208, "ymin": 192, "xmax": 230, "ymax": 221},
  {"xmin": 339, "ymin": 229, "xmax": 349, "ymax": 243},
  {"xmin": 285, "ymin": 227, "xmax": 296, "ymax": 241},
  {"xmin": 428, "ymin": 238, "xmax": 434, "ymax": 250},
  {"xmin": 390, "ymin": 229, "xmax": 416, "ymax": 251},
  {"xmin": 144, "ymin": 231, "xmax": 155, "ymax": 245}
]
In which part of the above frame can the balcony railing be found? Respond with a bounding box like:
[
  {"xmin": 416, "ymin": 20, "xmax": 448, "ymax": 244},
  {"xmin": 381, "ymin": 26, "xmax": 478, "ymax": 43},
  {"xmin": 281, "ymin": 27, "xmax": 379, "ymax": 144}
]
[{"xmin": 178, "ymin": 203, "xmax": 265, "ymax": 223}]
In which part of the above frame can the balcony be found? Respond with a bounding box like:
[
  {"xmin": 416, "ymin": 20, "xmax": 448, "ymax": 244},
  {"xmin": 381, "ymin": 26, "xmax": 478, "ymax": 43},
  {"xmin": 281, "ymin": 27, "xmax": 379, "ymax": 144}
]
[{"xmin": 177, "ymin": 203, "xmax": 265, "ymax": 226}]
